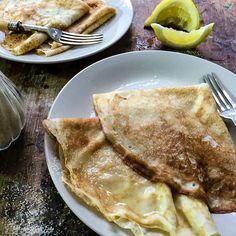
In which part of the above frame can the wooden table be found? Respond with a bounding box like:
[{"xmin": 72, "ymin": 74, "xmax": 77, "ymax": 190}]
[{"xmin": 0, "ymin": 0, "xmax": 236, "ymax": 235}]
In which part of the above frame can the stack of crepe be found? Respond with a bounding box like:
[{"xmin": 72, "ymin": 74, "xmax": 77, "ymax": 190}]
[
  {"xmin": 42, "ymin": 83, "xmax": 236, "ymax": 235},
  {"xmin": 0, "ymin": 0, "xmax": 116, "ymax": 56}
]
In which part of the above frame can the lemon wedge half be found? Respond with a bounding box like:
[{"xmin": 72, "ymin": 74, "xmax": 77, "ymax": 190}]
[
  {"xmin": 144, "ymin": 0, "xmax": 200, "ymax": 32},
  {"xmin": 151, "ymin": 23, "xmax": 214, "ymax": 49}
]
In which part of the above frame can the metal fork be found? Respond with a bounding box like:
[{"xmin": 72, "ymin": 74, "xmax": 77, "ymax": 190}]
[
  {"xmin": 0, "ymin": 20, "xmax": 103, "ymax": 46},
  {"xmin": 203, "ymin": 73, "xmax": 236, "ymax": 126}
]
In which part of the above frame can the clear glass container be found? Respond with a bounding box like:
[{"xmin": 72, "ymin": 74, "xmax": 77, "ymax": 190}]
[{"xmin": 0, "ymin": 71, "xmax": 25, "ymax": 151}]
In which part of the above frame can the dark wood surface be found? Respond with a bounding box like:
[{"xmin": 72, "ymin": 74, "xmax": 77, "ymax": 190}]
[{"xmin": 0, "ymin": 0, "xmax": 236, "ymax": 235}]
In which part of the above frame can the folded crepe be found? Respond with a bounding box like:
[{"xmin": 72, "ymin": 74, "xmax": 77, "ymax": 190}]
[
  {"xmin": 43, "ymin": 118, "xmax": 177, "ymax": 236},
  {"xmin": 93, "ymin": 84, "xmax": 236, "ymax": 213},
  {"xmin": 0, "ymin": 0, "xmax": 90, "ymax": 55},
  {"xmin": 43, "ymin": 117, "xmax": 219, "ymax": 236},
  {"xmin": 36, "ymin": 0, "xmax": 116, "ymax": 56}
]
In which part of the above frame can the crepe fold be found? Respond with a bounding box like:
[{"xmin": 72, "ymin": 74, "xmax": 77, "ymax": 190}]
[
  {"xmin": 43, "ymin": 117, "xmax": 219, "ymax": 236},
  {"xmin": 43, "ymin": 118, "xmax": 177, "ymax": 236},
  {"xmin": 36, "ymin": 0, "xmax": 116, "ymax": 56},
  {"xmin": 0, "ymin": 0, "xmax": 90, "ymax": 55},
  {"xmin": 93, "ymin": 84, "xmax": 236, "ymax": 213}
]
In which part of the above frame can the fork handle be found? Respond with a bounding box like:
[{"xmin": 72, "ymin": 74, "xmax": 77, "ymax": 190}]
[
  {"xmin": 0, "ymin": 20, "xmax": 9, "ymax": 31},
  {"xmin": 0, "ymin": 20, "xmax": 24, "ymax": 32},
  {"xmin": 0, "ymin": 20, "xmax": 49, "ymax": 34}
]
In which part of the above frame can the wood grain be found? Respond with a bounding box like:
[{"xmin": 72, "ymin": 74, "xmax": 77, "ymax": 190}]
[{"xmin": 0, "ymin": 0, "xmax": 236, "ymax": 235}]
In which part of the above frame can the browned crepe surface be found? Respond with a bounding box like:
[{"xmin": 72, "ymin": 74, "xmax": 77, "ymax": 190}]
[
  {"xmin": 43, "ymin": 117, "xmax": 219, "ymax": 236},
  {"xmin": 0, "ymin": 0, "xmax": 89, "ymax": 55},
  {"xmin": 36, "ymin": 0, "xmax": 116, "ymax": 56},
  {"xmin": 43, "ymin": 117, "xmax": 178, "ymax": 235},
  {"xmin": 93, "ymin": 84, "xmax": 236, "ymax": 213}
]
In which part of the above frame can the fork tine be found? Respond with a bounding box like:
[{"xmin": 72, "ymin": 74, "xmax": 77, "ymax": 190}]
[
  {"xmin": 211, "ymin": 73, "xmax": 236, "ymax": 108},
  {"xmin": 207, "ymin": 74, "xmax": 232, "ymax": 110},
  {"xmin": 59, "ymin": 31, "xmax": 103, "ymax": 46},
  {"xmin": 203, "ymin": 75, "xmax": 226, "ymax": 112},
  {"xmin": 62, "ymin": 31, "xmax": 103, "ymax": 38},
  {"xmin": 59, "ymin": 39, "xmax": 102, "ymax": 46},
  {"xmin": 61, "ymin": 33, "xmax": 103, "ymax": 40},
  {"xmin": 60, "ymin": 36, "xmax": 102, "ymax": 43}
]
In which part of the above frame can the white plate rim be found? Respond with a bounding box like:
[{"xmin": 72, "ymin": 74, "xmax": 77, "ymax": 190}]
[
  {"xmin": 0, "ymin": 0, "xmax": 133, "ymax": 64},
  {"xmin": 45, "ymin": 50, "xmax": 236, "ymax": 236}
]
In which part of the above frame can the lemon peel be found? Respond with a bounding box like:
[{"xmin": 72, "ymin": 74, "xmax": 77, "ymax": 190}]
[
  {"xmin": 144, "ymin": 0, "xmax": 200, "ymax": 32},
  {"xmin": 151, "ymin": 23, "xmax": 214, "ymax": 50}
]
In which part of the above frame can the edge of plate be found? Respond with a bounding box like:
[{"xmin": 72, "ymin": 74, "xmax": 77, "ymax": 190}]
[
  {"xmin": 47, "ymin": 51, "xmax": 236, "ymax": 109},
  {"xmin": 0, "ymin": 0, "xmax": 133, "ymax": 64},
  {"xmin": 44, "ymin": 50, "xmax": 236, "ymax": 236}
]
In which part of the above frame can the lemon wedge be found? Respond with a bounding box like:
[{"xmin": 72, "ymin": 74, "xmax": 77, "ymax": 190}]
[
  {"xmin": 144, "ymin": 0, "xmax": 200, "ymax": 32},
  {"xmin": 151, "ymin": 23, "xmax": 214, "ymax": 49}
]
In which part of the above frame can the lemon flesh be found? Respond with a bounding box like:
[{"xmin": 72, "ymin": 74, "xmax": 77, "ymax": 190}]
[
  {"xmin": 144, "ymin": 0, "xmax": 200, "ymax": 32},
  {"xmin": 151, "ymin": 23, "xmax": 214, "ymax": 49}
]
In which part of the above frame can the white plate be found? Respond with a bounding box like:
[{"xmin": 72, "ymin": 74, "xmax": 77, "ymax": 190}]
[
  {"xmin": 0, "ymin": 0, "xmax": 133, "ymax": 64},
  {"xmin": 45, "ymin": 51, "xmax": 236, "ymax": 236}
]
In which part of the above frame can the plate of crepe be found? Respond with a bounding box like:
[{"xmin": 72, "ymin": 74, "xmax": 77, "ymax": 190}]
[
  {"xmin": 0, "ymin": 0, "xmax": 133, "ymax": 64},
  {"xmin": 44, "ymin": 51, "xmax": 236, "ymax": 236}
]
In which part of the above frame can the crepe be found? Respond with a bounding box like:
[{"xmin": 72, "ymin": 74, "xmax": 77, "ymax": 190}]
[
  {"xmin": 93, "ymin": 84, "xmax": 236, "ymax": 213},
  {"xmin": 0, "ymin": 0, "xmax": 90, "ymax": 55},
  {"xmin": 43, "ymin": 117, "xmax": 219, "ymax": 236},
  {"xmin": 43, "ymin": 118, "xmax": 177, "ymax": 236},
  {"xmin": 36, "ymin": 0, "xmax": 116, "ymax": 56},
  {"xmin": 174, "ymin": 194, "xmax": 220, "ymax": 236}
]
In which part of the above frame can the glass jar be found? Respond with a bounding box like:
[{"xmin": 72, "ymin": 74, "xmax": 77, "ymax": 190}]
[{"xmin": 0, "ymin": 71, "xmax": 25, "ymax": 150}]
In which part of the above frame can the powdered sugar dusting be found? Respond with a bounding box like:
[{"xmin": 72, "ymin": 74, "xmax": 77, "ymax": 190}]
[{"xmin": 0, "ymin": 175, "xmax": 95, "ymax": 235}]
